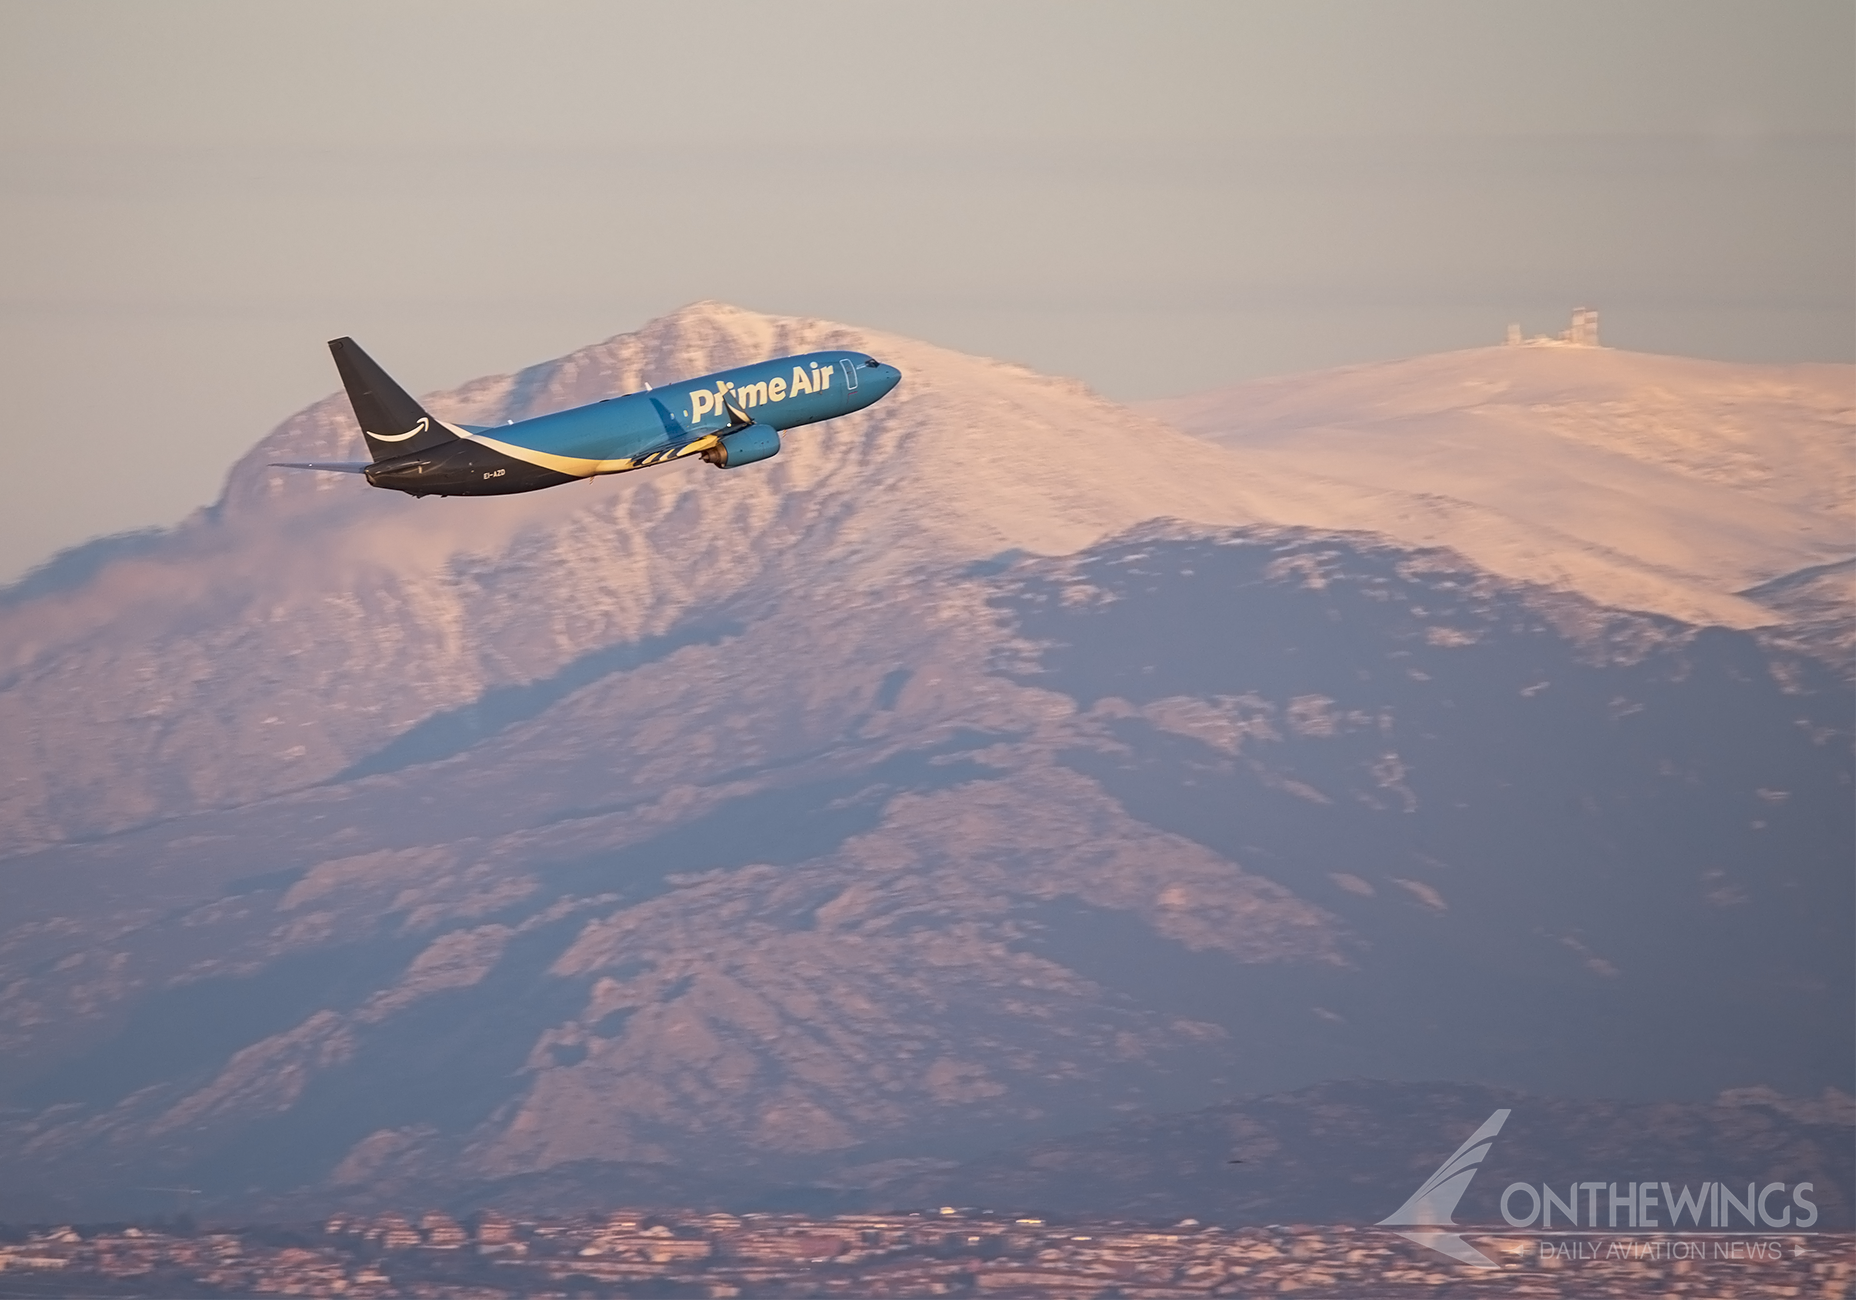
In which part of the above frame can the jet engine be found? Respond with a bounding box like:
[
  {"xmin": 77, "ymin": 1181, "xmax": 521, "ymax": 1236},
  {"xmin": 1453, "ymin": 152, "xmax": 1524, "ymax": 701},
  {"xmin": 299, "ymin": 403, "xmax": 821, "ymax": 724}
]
[{"xmin": 701, "ymin": 422, "xmax": 781, "ymax": 469}]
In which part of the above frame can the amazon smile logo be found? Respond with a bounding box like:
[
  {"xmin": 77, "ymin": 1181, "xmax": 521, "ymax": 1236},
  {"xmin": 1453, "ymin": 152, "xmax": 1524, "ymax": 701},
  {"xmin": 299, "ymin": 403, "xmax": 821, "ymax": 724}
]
[{"xmin": 370, "ymin": 416, "xmax": 431, "ymax": 443}]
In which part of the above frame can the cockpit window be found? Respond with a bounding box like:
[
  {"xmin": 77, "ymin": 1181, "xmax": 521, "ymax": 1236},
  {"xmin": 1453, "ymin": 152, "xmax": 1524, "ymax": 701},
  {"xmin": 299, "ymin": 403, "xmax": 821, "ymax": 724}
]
[{"xmin": 863, "ymin": 358, "xmax": 882, "ymax": 367}]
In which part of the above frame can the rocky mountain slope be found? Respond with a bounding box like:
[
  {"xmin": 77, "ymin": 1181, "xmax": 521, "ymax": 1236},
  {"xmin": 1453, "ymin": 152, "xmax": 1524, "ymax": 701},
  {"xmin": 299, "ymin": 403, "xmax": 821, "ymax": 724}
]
[
  {"xmin": 0, "ymin": 303, "xmax": 1274, "ymax": 857},
  {"xmin": 0, "ymin": 306, "xmax": 1847, "ymax": 1221}
]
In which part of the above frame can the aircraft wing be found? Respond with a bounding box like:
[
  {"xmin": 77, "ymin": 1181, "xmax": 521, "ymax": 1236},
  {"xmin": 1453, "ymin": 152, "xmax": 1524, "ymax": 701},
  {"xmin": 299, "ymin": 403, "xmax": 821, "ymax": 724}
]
[{"xmin": 271, "ymin": 461, "xmax": 371, "ymax": 474}]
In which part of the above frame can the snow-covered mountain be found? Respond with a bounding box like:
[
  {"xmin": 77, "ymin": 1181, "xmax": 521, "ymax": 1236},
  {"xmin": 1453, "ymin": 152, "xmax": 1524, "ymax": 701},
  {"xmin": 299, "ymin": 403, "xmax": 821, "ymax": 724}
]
[
  {"xmin": 0, "ymin": 305, "xmax": 1847, "ymax": 1219},
  {"xmin": 0, "ymin": 303, "xmax": 1278, "ymax": 856},
  {"xmin": 1139, "ymin": 344, "xmax": 1853, "ymax": 631}
]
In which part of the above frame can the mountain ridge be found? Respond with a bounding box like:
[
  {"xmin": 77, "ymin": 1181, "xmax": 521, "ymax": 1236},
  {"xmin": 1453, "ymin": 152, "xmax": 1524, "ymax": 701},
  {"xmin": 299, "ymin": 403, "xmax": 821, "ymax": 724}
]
[
  {"xmin": 0, "ymin": 302, "xmax": 1280, "ymax": 855},
  {"xmin": 1138, "ymin": 343, "xmax": 1853, "ymax": 631},
  {"xmin": 0, "ymin": 306, "xmax": 1846, "ymax": 1220},
  {"xmin": 873, "ymin": 1077, "xmax": 1854, "ymax": 1229}
]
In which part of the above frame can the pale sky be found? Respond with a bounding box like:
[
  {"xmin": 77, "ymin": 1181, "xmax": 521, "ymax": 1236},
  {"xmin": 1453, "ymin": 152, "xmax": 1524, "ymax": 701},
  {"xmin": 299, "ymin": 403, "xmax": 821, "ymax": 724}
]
[{"xmin": 1, "ymin": 0, "xmax": 1850, "ymax": 583}]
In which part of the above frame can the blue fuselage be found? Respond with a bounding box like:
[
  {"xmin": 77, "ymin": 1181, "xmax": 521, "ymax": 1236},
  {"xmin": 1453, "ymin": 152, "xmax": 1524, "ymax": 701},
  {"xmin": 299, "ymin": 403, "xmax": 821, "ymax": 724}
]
[
  {"xmin": 357, "ymin": 349, "xmax": 901, "ymax": 497},
  {"xmin": 466, "ymin": 350, "xmax": 901, "ymax": 478}
]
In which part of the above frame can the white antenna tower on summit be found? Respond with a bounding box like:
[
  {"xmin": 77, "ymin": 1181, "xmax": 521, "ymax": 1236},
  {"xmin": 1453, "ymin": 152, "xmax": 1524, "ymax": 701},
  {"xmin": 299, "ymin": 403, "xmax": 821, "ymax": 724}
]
[{"xmin": 1504, "ymin": 310, "xmax": 1601, "ymax": 348}]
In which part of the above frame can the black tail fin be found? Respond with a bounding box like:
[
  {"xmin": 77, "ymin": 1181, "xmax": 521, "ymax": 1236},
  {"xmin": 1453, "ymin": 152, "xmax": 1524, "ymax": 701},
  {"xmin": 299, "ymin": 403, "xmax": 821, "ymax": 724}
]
[{"xmin": 329, "ymin": 337, "xmax": 459, "ymax": 460}]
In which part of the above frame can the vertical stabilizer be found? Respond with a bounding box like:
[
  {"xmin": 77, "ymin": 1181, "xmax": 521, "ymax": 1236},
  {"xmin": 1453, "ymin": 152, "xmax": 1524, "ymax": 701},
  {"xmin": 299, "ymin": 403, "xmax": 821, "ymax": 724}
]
[{"xmin": 329, "ymin": 337, "xmax": 458, "ymax": 460}]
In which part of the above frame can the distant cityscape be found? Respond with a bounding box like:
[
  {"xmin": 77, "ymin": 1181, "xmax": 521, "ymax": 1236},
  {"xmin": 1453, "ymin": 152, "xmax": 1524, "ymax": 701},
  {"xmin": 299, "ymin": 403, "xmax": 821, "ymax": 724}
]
[{"xmin": 0, "ymin": 1207, "xmax": 1844, "ymax": 1298}]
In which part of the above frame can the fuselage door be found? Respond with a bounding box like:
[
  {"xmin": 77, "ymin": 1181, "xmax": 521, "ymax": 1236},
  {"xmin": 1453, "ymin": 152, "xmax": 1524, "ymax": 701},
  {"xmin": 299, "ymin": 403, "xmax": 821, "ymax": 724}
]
[{"xmin": 839, "ymin": 358, "xmax": 859, "ymax": 391}]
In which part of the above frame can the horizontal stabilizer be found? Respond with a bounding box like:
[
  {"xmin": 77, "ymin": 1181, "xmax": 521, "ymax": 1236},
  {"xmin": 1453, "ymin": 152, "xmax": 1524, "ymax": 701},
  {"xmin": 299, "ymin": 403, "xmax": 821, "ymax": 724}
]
[{"xmin": 271, "ymin": 461, "xmax": 371, "ymax": 474}]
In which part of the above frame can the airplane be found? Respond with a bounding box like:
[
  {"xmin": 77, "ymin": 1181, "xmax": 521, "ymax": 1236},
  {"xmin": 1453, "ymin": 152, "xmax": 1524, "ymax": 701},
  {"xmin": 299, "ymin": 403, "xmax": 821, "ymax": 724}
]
[{"xmin": 275, "ymin": 338, "xmax": 902, "ymax": 498}]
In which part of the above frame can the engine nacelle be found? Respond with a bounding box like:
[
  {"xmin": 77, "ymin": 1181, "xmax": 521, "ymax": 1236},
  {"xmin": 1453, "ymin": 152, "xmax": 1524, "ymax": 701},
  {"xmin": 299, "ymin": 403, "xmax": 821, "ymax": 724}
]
[{"xmin": 701, "ymin": 422, "xmax": 780, "ymax": 469}]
